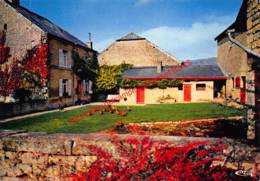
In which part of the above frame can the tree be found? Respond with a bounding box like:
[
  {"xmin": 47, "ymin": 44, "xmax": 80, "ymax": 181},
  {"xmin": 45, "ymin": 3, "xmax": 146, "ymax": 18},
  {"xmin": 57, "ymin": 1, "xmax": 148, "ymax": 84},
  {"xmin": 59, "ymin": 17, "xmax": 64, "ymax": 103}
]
[{"xmin": 96, "ymin": 63, "xmax": 132, "ymax": 92}]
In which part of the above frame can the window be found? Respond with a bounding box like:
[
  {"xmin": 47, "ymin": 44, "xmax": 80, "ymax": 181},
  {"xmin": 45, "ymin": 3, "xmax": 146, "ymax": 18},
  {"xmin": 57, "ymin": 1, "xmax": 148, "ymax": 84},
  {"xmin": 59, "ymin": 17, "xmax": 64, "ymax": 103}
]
[
  {"xmin": 178, "ymin": 85, "xmax": 183, "ymax": 91},
  {"xmin": 59, "ymin": 79, "xmax": 72, "ymax": 97},
  {"xmin": 196, "ymin": 84, "xmax": 206, "ymax": 91},
  {"xmin": 83, "ymin": 80, "xmax": 93, "ymax": 95},
  {"xmin": 59, "ymin": 49, "xmax": 71, "ymax": 68}
]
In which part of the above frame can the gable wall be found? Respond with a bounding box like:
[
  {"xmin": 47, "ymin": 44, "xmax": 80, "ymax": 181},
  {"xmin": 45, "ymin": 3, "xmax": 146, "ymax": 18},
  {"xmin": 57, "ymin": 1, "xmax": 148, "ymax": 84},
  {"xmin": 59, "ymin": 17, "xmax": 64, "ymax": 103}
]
[
  {"xmin": 0, "ymin": 0, "xmax": 43, "ymax": 60},
  {"xmin": 98, "ymin": 39, "xmax": 179, "ymax": 66}
]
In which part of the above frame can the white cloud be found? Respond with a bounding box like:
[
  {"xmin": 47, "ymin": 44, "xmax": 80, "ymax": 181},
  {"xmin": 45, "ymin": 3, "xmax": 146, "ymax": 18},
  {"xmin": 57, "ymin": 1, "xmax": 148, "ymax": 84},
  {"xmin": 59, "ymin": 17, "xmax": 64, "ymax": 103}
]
[
  {"xmin": 135, "ymin": 0, "xmax": 158, "ymax": 5},
  {"xmin": 95, "ymin": 17, "xmax": 233, "ymax": 60}
]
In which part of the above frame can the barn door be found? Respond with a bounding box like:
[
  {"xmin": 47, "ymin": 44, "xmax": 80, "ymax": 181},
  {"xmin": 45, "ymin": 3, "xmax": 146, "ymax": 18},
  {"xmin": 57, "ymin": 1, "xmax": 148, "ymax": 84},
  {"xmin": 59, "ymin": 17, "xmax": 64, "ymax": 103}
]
[
  {"xmin": 136, "ymin": 87, "xmax": 145, "ymax": 104},
  {"xmin": 184, "ymin": 84, "xmax": 191, "ymax": 102}
]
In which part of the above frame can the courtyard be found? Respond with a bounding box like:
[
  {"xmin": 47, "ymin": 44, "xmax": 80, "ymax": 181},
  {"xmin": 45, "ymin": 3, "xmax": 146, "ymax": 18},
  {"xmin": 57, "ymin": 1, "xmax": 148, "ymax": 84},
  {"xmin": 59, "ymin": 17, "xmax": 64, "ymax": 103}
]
[{"xmin": 0, "ymin": 103, "xmax": 245, "ymax": 134}]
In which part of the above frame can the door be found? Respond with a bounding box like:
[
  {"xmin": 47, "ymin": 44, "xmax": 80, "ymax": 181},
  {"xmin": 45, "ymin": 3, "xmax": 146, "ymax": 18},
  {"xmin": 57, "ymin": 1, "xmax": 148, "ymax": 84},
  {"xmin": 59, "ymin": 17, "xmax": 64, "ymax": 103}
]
[
  {"xmin": 256, "ymin": 72, "xmax": 260, "ymax": 119},
  {"xmin": 240, "ymin": 76, "xmax": 246, "ymax": 104},
  {"xmin": 184, "ymin": 84, "xmax": 191, "ymax": 102},
  {"xmin": 136, "ymin": 87, "xmax": 145, "ymax": 104}
]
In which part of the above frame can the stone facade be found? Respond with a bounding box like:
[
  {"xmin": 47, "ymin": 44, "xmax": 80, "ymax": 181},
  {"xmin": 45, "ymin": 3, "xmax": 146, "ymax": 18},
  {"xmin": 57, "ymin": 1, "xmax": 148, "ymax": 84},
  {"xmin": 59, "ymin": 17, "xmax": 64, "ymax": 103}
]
[
  {"xmin": 0, "ymin": 0, "xmax": 43, "ymax": 60},
  {"xmin": 48, "ymin": 38, "xmax": 94, "ymax": 106},
  {"xmin": 247, "ymin": 0, "xmax": 260, "ymax": 54},
  {"xmin": 216, "ymin": 0, "xmax": 259, "ymax": 106},
  {"xmin": 98, "ymin": 34, "xmax": 179, "ymax": 67}
]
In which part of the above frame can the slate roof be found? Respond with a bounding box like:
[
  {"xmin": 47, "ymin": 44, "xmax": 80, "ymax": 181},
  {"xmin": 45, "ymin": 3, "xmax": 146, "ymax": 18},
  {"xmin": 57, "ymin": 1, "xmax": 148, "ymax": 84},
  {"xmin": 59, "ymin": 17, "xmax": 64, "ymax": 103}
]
[
  {"xmin": 215, "ymin": 0, "xmax": 247, "ymax": 41},
  {"xmin": 123, "ymin": 64, "xmax": 226, "ymax": 80},
  {"xmin": 117, "ymin": 32, "xmax": 146, "ymax": 41},
  {"xmin": 6, "ymin": 1, "xmax": 88, "ymax": 49}
]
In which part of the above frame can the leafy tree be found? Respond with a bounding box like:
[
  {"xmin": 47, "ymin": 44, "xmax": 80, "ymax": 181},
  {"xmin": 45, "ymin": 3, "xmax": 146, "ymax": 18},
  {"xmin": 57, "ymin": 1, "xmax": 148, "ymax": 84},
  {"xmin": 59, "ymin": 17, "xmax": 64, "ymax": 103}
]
[{"xmin": 96, "ymin": 63, "xmax": 132, "ymax": 92}]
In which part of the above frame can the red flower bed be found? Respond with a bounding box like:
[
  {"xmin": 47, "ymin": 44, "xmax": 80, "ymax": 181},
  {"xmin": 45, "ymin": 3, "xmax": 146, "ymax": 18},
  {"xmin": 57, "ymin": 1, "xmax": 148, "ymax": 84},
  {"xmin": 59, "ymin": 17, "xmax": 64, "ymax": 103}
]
[{"xmin": 68, "ymin": 137, "xmax": 246, "ymax": 181}]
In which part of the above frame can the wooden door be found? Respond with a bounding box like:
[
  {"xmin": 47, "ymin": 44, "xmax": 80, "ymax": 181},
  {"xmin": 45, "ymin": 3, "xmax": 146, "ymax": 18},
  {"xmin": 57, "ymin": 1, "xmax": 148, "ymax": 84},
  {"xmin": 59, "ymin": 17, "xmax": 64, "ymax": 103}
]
[
  {"xmin": 184, "ymin": 84, "xmax": 191, "ymax": 102},
  {"xmin": 136, "ymin": 87, "xmax": 145, "ymax": 104}
]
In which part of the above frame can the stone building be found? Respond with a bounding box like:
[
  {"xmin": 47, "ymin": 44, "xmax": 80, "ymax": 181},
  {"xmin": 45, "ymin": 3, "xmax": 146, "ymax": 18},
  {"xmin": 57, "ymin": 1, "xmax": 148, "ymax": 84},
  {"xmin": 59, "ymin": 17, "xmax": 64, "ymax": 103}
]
[
  {"xmin": 98, "ymin": 32, "xmax": 180, "ymax": 67},
  {"xmin": 215, "ymin": 0, "xmax": 259, "ymax": 107},
  {"xmin": 0, "ymin": 0, "xmax": 96, "ymax": 108}
]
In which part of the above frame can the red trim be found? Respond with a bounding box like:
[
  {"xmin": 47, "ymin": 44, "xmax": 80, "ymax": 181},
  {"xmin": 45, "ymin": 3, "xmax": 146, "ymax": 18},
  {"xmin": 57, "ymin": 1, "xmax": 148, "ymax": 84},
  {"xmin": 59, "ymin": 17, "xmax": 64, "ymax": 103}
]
[{"xmin": 125, "ymin": 77, "xmax": 227, "ymax": 81}]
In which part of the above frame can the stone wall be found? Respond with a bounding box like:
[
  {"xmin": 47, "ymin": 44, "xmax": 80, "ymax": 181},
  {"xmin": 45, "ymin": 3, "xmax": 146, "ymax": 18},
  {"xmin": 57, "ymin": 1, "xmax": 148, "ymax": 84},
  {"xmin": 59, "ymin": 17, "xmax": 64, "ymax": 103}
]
[
  {"xmin": 98, "ymin": 39, "xmax": 180, "ymax": 66},
  {"xmin": 247, "ymin": 0, "xmax": 260, "ymax": 53},
  {"xmin": 0, "ymin": 132, "xmax": 217, "ymax": 181}
]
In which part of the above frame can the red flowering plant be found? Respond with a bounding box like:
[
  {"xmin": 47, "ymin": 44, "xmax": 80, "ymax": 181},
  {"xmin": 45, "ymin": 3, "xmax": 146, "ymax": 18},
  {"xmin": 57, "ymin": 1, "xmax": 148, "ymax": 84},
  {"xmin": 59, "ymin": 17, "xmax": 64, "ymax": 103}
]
[
  {"xmin": 68, "ymin": 137, "xmax": 244, "ymax": 181},
  {"xmin": 0, "ymin": 59, "xmax": 24, "ymax": 99},
  {"xmin": 22, "ymin": 44, "xmax": 48, "ymax": 88}
]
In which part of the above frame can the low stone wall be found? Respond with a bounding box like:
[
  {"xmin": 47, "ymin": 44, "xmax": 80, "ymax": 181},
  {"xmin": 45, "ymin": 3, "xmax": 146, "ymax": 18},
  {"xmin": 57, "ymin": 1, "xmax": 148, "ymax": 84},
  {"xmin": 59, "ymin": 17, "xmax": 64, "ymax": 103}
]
[
  {"xmin": 0, "ymin": 100, "xmax": 75, "ymax": 119},
  {"xmin": 0, "ymin": 132, "xmax": 220, "ymax": 181},
  {"xmin": 0, "ymin": 132, "xmax": 258, "ymax": 180}
]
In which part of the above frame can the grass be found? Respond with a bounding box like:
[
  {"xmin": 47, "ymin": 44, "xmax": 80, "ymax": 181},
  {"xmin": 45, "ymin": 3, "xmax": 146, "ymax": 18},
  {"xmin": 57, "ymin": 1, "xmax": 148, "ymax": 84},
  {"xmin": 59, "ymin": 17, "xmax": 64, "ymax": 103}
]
[{"xmin": 0, "ymin": 103, "xmax": 245, "ymax": 134}]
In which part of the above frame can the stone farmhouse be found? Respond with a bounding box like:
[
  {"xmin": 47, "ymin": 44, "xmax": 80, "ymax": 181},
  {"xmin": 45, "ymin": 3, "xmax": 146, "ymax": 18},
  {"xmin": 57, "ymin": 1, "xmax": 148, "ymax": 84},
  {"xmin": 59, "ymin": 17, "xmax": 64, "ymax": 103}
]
[
  {"xmin": 0, "ymin": 0, "xmax": 96, "ymax": 108},
  {"xmin": 215, "ymin": 0, "xmax": 260, "ymax": 108},
  {"xmin": 98, "ymin": 32, "xmax": 180, "ymax": 67}
]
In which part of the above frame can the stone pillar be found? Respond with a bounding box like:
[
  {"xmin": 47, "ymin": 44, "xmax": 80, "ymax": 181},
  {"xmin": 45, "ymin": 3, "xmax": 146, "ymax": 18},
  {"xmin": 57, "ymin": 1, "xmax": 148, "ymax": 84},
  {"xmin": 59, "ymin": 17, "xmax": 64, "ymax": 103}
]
[{"xmin": 247, "ymin": 0, "xmax": 260, "ymax": 146}]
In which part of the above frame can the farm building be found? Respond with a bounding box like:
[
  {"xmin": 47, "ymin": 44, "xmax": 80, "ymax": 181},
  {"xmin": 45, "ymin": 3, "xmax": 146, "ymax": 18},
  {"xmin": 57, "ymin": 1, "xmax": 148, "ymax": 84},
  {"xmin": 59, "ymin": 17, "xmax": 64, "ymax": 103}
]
[{"xmin": 119, "ymin": 64, "xmax": 226, "ymax": 104}]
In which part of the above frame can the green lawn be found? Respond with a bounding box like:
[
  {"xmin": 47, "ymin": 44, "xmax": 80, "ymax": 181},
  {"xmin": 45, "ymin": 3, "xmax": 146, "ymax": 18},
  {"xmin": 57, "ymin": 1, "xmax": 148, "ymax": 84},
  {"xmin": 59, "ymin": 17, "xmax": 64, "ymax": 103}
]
[{"xmin": 0, "ymin": 103, "xmax": 245, "ymax": 134}]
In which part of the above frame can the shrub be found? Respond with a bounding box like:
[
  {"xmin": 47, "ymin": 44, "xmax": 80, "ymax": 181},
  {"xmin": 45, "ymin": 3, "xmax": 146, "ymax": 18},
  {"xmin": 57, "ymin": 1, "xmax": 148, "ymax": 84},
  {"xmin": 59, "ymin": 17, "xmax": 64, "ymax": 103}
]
[{"xmin": 69, "ymin": 137, "xmax": 241, "ymax": 180}]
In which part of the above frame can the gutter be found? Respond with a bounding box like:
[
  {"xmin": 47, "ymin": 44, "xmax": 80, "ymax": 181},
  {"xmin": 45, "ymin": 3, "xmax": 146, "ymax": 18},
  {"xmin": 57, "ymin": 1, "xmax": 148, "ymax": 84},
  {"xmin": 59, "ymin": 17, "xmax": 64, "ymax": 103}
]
[{"xmin": 227, "ymin": 29, "xmax": 260, "ymax": 59}]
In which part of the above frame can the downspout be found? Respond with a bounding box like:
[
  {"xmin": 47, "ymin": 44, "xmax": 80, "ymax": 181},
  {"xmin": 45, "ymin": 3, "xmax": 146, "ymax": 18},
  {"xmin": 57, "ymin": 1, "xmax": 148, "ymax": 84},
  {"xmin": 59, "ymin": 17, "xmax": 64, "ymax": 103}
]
[
  {"xmin": 227, "ymin": 29, "xmax": 260, "ymax": 59},
  {"xmin": 227, "ymin": 29, "xmax": 260, "ymax": 147}
]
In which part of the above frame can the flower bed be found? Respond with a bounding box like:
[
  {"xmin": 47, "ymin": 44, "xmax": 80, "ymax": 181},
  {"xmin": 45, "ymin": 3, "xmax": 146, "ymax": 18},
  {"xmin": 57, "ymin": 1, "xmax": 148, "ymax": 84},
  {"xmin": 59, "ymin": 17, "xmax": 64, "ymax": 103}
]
[
  {"xmin": 105, "ymin": 117, "xmax": 246, "ymax": 139},
  {"xmin": 68, "ymin": 137, "xmax": 257, "ymax": 180}
]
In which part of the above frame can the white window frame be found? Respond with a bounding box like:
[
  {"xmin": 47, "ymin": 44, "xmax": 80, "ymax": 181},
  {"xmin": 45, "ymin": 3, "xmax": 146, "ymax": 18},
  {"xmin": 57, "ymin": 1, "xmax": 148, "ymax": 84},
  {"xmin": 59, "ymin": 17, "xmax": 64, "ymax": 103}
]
[{"xmin": 59, "ymin": 49, "xmax": 71, "ymax": 68}]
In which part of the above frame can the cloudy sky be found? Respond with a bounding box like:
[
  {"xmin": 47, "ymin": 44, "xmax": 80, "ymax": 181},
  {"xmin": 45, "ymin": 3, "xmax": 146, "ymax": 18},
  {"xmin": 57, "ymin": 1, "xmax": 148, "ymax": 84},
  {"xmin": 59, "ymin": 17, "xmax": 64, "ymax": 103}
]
[{"xmin": 21, "ymin": 0, "xmax": 243, "ymax": 60}]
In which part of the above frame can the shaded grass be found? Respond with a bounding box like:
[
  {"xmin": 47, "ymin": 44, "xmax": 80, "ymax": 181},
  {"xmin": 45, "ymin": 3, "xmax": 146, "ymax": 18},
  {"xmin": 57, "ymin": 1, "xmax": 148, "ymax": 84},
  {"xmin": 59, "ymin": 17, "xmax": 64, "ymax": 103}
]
[{"xmin": 0, "ymin": 103, "xmax": 246, "ymax": 133}]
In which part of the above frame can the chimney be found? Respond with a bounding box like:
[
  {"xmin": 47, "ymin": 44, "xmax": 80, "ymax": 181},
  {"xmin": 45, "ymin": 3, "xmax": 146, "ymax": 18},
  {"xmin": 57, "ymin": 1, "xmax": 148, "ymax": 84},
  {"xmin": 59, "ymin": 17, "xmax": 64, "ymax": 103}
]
[
  {"xmin": 8, "ymin": 0, "xmax": 20, "ymax": 6},
  {"xmin": 86, "ymin": 32, "xmax": 93, "ymax": 49},
  {"xmin": 157, "ymin": 61, "xmax": 162, "ymax": 74}
]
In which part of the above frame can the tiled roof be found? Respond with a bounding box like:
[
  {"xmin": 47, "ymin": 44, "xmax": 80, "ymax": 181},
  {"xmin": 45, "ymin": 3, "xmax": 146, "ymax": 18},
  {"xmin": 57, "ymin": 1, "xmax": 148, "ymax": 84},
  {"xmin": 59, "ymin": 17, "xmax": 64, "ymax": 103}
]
[
  {"xmin": 123, "ymin": 64, "xmax": 226, "ymax": 80},
  {"xmin": 117, "ymin": 32, "xmax": 145, "ymax": 41},
  {"xmin": 6, "ymin": 1, "xmax": 88, "ymax": 48}
]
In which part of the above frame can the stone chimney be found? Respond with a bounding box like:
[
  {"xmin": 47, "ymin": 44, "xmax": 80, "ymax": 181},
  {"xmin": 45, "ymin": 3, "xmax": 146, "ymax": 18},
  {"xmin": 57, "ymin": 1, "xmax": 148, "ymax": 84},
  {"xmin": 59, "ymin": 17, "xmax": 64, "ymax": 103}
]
[
  {"xmin": 86, "ymin": 32, "xmax": 93, "ymax": 49},
  {"xmin": 157, "ymin": 61, "xmax": 162, "ymax": 74},
  {"xmin": 8, "ymin": 0, "xmax": 20, "ymax": 6}
]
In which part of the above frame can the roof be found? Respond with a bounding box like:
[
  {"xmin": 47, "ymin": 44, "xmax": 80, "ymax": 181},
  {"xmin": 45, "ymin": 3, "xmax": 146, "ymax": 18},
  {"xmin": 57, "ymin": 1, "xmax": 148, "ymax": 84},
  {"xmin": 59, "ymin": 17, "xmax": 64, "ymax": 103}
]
[
  {"xmin": 5, "ymin": 0, "xmax": 90, "ymax": 49},
  {"xmin": 215, "ymin": 0, "xmax": 247, "ymax": 41},
  {"xmin": 116, "ymin": 32, "xmax": 146, "ymax": 41},
  {"xmin": 123, "ymin": 64, "xmax": 226, "ymax": 80}
]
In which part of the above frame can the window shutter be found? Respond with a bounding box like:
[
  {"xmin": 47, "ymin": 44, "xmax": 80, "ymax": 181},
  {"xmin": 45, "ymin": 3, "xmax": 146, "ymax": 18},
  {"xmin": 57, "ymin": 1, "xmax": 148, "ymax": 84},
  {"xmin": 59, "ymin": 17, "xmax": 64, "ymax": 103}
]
[
  {"xmin": 83, "ymin": 80, "xmax": 86, "ymax": 95},
  {"xmin": 59, "ymin": 79, "xmax": 63, "ymax": 97},
  {"xmin": 68, "ymin": 80, "xmax": 72, "ymax": 96},
  {"xmin": 89, "ymin": 80, "xmax": 93, "ymax": 94},
  {"xmin": 59, "ymin": 49, "xmax": 64, "ymax": 67},
  {"xmin": 235, "ymin": 77, "xmax": 240, "ymax": 88},
  {"xmin": 68, "ymin": 51, "xmax": 72, "ymax": 68}
]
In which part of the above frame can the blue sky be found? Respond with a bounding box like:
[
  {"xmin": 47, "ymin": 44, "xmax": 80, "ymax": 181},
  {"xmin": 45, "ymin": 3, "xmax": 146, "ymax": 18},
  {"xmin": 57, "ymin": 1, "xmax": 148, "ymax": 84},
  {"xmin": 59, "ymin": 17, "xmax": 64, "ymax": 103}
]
[{"xmin": 20, "ymin": 0, "xmax": 243, "ymax": 60}]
